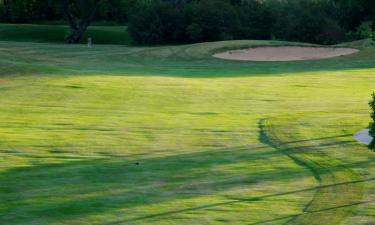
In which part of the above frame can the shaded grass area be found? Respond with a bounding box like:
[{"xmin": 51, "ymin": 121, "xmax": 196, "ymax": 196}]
[
  {"xmin": 0, "ymin": 147, "xmax": 316, "ymax": 224},
  {"xmin": 0, "ymin": 23, "xmax": 131, "ymax": 45}
]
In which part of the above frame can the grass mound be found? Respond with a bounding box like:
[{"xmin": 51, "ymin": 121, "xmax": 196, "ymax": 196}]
[
  {"xmin": 1, "ymin": 39, "xmax": 375, "ymax": 77},
  {"xmin": 335, "ymin": 38, "xmax": 375, "ymax": 48}
]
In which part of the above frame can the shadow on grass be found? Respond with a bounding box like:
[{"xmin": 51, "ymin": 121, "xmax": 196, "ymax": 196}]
[
  {"xmin": 107, "ymin": 178, "xmax": 374, "ymax": 224},
  {"xmin": 0, "ymin": 145, "xmax": 308, "ymax": 223},
  {"xmin": 1, "ymin": 140, "xmax": 372, "ymax": 224}
]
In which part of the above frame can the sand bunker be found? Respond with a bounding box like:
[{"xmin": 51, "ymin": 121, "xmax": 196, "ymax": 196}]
[
  {"xmin": 213, "ymin": 46, "xmax": 359, "ymax": 61},
  {"xmin": 353, "ymin": 129, "xmax": 373, "ymax": 145}
]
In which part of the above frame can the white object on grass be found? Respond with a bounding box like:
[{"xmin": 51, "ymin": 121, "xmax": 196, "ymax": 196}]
[
  {"xmin": 88, "ymin": 37, "xmax": 92, "ymax": 48},
  {"xmin": 353, "ymin": 129, "xmax": 373, "ymax": 145}
]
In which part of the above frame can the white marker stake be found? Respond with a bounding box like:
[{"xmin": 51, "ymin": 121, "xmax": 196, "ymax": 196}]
[{"xmin": 88, "ymin": 37, "xmax": 92, "ymax": 48}]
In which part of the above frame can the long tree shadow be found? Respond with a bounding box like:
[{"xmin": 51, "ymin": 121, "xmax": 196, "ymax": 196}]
[
  {"xmin": 107, "ymin": 178, "xmax": 374, "ymax": 224},
  {"xmin": 0, "ymin": 113, "xmax": 371, "ymax": 225},
  {"xmin": 0, "ymin": 144, "xmax": 317, "ymax": 224},
  {"xmin": 1, "ymin": 133, "xmax": 371, "ymax": 224}
]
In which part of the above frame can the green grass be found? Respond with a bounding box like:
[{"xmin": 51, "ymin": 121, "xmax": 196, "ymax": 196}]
[
  {"xmin": 0, "ymin": 35, "xmax": 374, "ymax": 224},
  {"xmin": 0, "ymin": 23, "xmax": 131, "ymax": 45}
]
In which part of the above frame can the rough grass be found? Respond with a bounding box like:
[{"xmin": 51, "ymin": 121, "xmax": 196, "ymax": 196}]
[{"xmin": 0, "ymin": 36, "xmax": 374, "ymax": 224}]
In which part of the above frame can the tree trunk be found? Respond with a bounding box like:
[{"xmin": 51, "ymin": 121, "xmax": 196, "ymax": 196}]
[
  {"xmin": 65, "ymin": 16, "xmax": 95, "ymax": 44},
  {"xmin": 63, "ymin": 0, "xmax": 99, "ymax": 44},
  {"xmin": 3, "ymin": 0, "xmax": 10, "ymax": 20}
]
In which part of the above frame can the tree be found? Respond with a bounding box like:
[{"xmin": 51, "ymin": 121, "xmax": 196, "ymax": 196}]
[
  {"xmin": 334, "ymin": 0, "xmax": 375, "ymax": 31},
  {"xmin": 0, "ymin": 1, "xmax": 5, "ymax": 21},
  {"xmin": 59, "ymin": 0, "xmax": 101, "ymax": 43},
  {"xmin": 96, "ymin": 0, "xmax": 137, "ymax": 23},
  {"xmin": 0, "ymin": 0, "xmax": 57, "ymax": 23},
  {"xmin": 369, "ymin": 93, "xmax": 375, "ymax": 151}
]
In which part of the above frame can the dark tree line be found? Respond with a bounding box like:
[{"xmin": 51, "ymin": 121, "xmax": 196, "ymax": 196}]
[
  {"xmin": 0, "ymin": 0, "xmax": 135, "ymax": 23},
  {"xmin": 0, "ymin": 0, "xmax": 374, "ymax": 45},
  {"xmin": 128, "ymin": 0, "xmax": 375, "ymax": 45},
  {"xmin": 128, "ymin": 0, "xmax": 273, "ymax": 44}
]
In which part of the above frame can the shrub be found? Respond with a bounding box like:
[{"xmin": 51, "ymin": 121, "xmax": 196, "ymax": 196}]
[
  {"xmin": 319, "ymin": 18, "xmax": 347, "ymax": 45},
  {"xmin": 127, "ymin": 0, "xmax": 186, "ymax": 45},
  {"xmin": 369, "ymin": 92, "xmax": 375, "ymax": 151},
  {"xmin": 355, "ymin": 21, "xmax": 373, "ymax": 39},
  {"xmin": 186, "ymin": 23, "xmax": 203, "ymax": 42},
  {"xmin": 236, "ymin": 0, "xmax": 273, "ymax": 40},
  {"xmin": 272, "ymin": 0, "xmax": 345, "ymax": 44},
  {"xmin": 186, "ymin": 0, "xmax": 239, "ymax": 42}
]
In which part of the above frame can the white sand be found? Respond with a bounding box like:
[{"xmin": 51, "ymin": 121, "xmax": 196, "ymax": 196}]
[
  {"xmin": 213, "ymin": 46, "xmax": 359, "ymax": 62},
  {"xmin": 353, "ymin": 129, "xmax": 373, "ymax": 145}
]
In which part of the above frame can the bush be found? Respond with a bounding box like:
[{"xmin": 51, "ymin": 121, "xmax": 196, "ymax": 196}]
[
  {"xmin": 355, "ymin": 21, "xmax": 373, "ymax": 39},
  {"xmin": 319, "ymin": 18, "xmax": 347, "ymax": 45},
  {"xmin": 236, "ymin": 0, "xmax": 273, "ymax": 40},
  {"xmin": 127, "ymin": 0, "xmax": 187, "ymax": 45},
  {"xmin": 186, "ymin": 0, "xmax": 239, "ymax": 42},
  {"xmin": 272, "ymin": 0, "xmax": 345, "ymax": 44},
  {"xmin": 369, "ymin": 93, "xmax": 375, "ymax": 151},
  {"xmin": 186, "ymin": 23, "xmax": 203, "ymax": 42}
]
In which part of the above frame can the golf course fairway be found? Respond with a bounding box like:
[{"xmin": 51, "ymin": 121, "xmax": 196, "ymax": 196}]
[{"xmin": 0, "ymin": 39, "xmax": 374, "ymax": 225}]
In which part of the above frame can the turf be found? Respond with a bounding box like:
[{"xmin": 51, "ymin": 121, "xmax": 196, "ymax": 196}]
[
  {"xmin": 0, "ymin": 33, "xmax": 374, "ymax": 224},
  {"xmin": 0, "ymin": 23, "xmax": 131, "ymax": 45}
]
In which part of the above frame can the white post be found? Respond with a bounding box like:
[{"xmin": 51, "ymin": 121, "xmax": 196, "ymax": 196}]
[{"xmin": 88, "ymin": 37, "xmax": 92, "ymax": 48}]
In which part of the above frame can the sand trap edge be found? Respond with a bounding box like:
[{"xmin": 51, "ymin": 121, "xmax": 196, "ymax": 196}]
[{"xmin": 213, "ymin": 46, "xmax": 359, "ymax": 62}]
